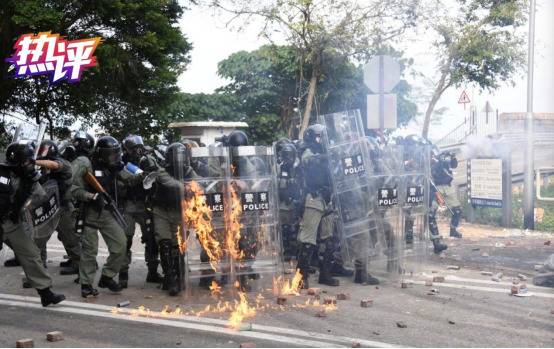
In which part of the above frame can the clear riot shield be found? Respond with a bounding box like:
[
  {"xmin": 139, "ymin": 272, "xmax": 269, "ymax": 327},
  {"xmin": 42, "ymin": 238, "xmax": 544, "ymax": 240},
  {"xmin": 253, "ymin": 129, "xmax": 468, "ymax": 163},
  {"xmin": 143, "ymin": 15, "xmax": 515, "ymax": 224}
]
[
  {"xmin": 21, "ymin": 179, "xmax": 62, "ymax": 240},
  {"xmin": 182, "ymin": 146, "xmax": 231, "ymax": 296},
  {"xmin": 369, "ymin": 144, "xmax": 405, "ymax": 278},
  {"xmin": 400, "ymin": 145, "xmax": 430, "ymax": 276},
  {"xmin": 229, "ymin": 146, "xmax": 282, "ymax": 292},
  {"xmin": 317, "ymin": 110, "xmax": 381, "ymax": 275}
]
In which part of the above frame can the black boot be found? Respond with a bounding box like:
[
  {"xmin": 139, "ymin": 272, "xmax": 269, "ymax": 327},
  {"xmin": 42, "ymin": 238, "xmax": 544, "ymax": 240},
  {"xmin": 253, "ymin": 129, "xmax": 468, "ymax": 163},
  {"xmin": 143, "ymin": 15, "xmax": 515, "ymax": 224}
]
[
  {"xmin": 318, "ymin": 240, "xmax": 339, "ymax": 287},
  {"xmin": 60, "ymin": 261, "xmax": 79, "ymax": 275},
  {"xmin": 432, "ymin": 238, "xmax": 448, "ymax": 254},
  {"xmin": 81, "ymin": 284, "xmax": 99, "ymax": 298},
  {"xmin": 330, "ymin": 260, "xmax": 354, "ymax": 277},
  {"xmin": 353, "ymin": 260, "xmax": 380, "ymax": 285},
  {"xmin": 98, "ymin": 275, "xmax": 123, "ymax": 293},
  {"xmin": 37, "ymin": 287, "xmax": 65, "ymax": 307},
  {"xmin": 119, "ymin": 271, "xmax": 129, "ymax": 289},
  {"xmin": 159, "ymin": 240, "xmax": 172, "ymax": 292},
  {"xmin": 168, "ymin": 246, "xmax": 182, "ymax": 297},
  {"xmin": 4, "ymin": 257, "xmax": 20, "ymax": 267},
  {"xmin": 146, "ymin": 263, "xmax": 164, "ymax": 283},
  {"xmin": 297, "ymin": 243, "xmax": 316, "ymax": 289},
  {"xmin": 59, "ymin": 259, "xmax": 72, "ymax": 268},
  {"xmin": 449, "ymin": 207, "xmax": 463, "ymax": 238},
  {"xmin": 449, "ymin": 227, "xmax": 462, "ymax": 238}
]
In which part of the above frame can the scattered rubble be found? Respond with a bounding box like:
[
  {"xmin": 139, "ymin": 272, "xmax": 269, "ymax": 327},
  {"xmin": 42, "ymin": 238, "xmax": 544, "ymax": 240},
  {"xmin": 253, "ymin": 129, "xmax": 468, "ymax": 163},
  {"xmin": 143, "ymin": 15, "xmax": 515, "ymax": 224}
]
[
  {"xmin": 351, "ymin": 341, "xmax": 361, "ymax": 348},
  {"xmin": 16, "ymin": 339, "xmax": 33, "ymax": 348},
  {"xmin": 448, "ymin": 320, "xmax": 455, "ymax": 325},
  {"xmin": 424, "ymin": 280, "xmax": 433, "ymax": 286},
  {"xmin": 427, "ymin": 289, "xmax": 440, "ymax": 296},
  {"xmin": 481, "ymin": 271, "xmax": 494, "ymax": 276},
  {"xmin": 117, "ymin": 300, "xmax": 131, "ymax": 308},
  {"xmin": 324, "ymin": 297, "xmax": 337, "ymax": 305},
  {"xmin": 396, "ymin": 321, "xmax": 407, "ymax": 328},
  {"xmin": 481, "ymin": 252, "xmax": 490, "ymax": 257},
  {"xmin": 46, "ymin": 331, "xmax": 64, "ymax": 342},
  {"xmin": 491, "ymin": 273, "xmax": 503, "ymax": 282},
  {"xmin": 360, "ymin": 299, "xmax": 373, "ymax": 308},
  {"xmin": 518, "ymin": 274, "xmax": 528, "ymax": 281},
  {"xmin": 276, "ymin": 297, "xmax": 287, "ymax": 305},
  {"xmin": 307, "ymin": 288, "xmax": 321, "ymax": 296},
  {"xmin": 545, "ymin": 240, "xmax": 551, "ymax": 246},
  {"xmin": 433, "ymin": 276, "xmax": 445, "ymax": 283},
  {"xmin": 446, "ymin": 265, "xmax": 460, "ymax": 270},
  {"xmin": 336, "ymin": 293, "xmax": 350, "ymax": 300},
  {"xmin": 240, "ymin": 343, "xmax": 256, "ymax": 348}
]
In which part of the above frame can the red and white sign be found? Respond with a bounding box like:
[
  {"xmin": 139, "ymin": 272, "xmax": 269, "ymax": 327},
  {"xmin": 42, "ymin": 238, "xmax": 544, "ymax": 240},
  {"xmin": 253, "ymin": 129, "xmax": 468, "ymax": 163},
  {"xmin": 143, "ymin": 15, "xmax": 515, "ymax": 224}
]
[{"xmin": 458, "ymin": 90, "xmax": 471, "ymax": 109}]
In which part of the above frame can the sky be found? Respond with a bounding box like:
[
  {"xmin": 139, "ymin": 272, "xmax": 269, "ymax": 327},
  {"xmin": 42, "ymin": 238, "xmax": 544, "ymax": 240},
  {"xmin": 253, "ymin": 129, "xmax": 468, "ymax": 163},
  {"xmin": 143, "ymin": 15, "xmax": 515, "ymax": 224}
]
[{"xmin": 177, "ymin": 0, "xmax": 554, "ymax": 140}]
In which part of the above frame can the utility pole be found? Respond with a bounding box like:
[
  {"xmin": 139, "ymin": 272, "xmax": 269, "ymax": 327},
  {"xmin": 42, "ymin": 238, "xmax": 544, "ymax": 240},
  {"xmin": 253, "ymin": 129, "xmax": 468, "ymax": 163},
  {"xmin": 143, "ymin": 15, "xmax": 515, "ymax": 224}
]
[{"xmin": 523, "ymin": 0, "xmax": 536, "ymax": 229}]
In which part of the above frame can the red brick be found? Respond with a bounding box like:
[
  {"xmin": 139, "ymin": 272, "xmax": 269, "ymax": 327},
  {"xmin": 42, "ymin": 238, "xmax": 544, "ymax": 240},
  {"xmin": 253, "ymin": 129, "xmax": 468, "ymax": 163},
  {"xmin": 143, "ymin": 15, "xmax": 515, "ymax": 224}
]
[
  {"xmin": 16, "ymin": 339, "xmax": 34, "ymax": 348},
  {"xmin": 240, "ymin": 342, "xmax": 256, "ymax": 348},
  {"xmin": 46, "ymin": 331, "xmax": 63, "ymax": 342},
  {"xmin": 360, "ymin": 299, "xmax": 373, "ymax": 308}
]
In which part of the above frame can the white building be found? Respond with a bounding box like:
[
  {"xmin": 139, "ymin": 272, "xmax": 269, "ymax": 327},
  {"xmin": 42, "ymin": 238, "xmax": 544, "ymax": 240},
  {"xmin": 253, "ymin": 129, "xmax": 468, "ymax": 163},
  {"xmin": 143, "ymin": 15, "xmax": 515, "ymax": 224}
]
[{"xmin": 167, "ymin": 121, "xmax": 248, "ymax": 145}]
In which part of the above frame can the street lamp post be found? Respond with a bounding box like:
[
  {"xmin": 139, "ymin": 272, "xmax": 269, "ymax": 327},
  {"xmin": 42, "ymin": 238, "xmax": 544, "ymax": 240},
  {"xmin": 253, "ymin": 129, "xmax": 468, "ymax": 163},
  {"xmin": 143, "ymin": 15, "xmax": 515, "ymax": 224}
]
[{"xmin": 523, "ymin": 0, "xmax": 536, "ymax": 230}]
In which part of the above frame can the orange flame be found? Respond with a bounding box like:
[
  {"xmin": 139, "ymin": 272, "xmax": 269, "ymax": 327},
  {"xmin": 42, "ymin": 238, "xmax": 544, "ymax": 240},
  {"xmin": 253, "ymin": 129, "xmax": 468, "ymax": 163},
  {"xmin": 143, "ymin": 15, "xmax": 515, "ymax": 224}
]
[
  {"xmin": 228, "ymin": 292, "xmax": 256, "ymax": 329},
  {"xmin": 226, "ymin": 183, "xmax": 244, "ymax": 261},
  {"xmin": 176, "ymin": 226, "xmax": 186, "ymax": 254},
  {"xmin": 209, "ymin": 280, "xmax": 222, "ymax": 297},
  {"xmin": 273, "ymin": 269, "xmax": 303, "ymax": 296},
  {"xmin": 182, "ymin": 181, "xmax": 223, "ymax": 270}
]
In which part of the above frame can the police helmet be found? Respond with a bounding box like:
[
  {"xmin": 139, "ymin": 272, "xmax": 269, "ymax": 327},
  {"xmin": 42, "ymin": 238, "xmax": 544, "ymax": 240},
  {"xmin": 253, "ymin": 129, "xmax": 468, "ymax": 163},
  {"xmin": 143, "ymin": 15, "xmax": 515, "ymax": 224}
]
[
  {"xmin": 5, "ymin": 140, "xmax": 37, "ymax": 178},
  {"xmin": 165, "ymin": 142, "xmax": 191, "ymax": 177},
  {"xmin": 303, "ymin": 124, "xmax": 325, "ymax": 145},
  {"xmin": 94, "ymin": 136, "xmax": 122, "ymax": 167},
  {"xmin": 274, "ymin": 138, "xmax": 293, "ymax": 154},
  {"xmin": 72, "ymin": 131, "xmax": 95, "ymax": 155},
  {"xmin": 38, "ymin": 139, "xmax": 59, "ymax": 160},
  {"xmin": 123, "ymin": 135, "xmax": 144, "ymax": 152},
  {"xmin": 227, "ymin": 130, "xmax": 248, "ymax": 147},
  {"xmin": 58, "ymin": 140, "xmax": 77, "ymax": 162},
  {"xmin": 279, "ymin": 143, "xmax": 297, "ymax": 165}
]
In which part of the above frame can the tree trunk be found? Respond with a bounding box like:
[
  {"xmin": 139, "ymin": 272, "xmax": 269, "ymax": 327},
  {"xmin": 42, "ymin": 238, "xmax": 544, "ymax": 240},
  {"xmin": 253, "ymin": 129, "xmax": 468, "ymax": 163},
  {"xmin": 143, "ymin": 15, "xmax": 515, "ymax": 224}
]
[
  {"xmin": 422, "ymin": 67, "xmax": 450, "ymax": 139},
  {"xmin": 299, "ymin": 68, "xmax": 318, "ymax": 139}
]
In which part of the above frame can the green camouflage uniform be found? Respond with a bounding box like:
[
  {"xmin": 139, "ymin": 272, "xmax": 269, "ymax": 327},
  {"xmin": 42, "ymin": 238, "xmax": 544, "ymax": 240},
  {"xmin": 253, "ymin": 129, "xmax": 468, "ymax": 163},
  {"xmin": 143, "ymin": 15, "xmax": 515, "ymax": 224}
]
[{"xmin": 71, "ymin": 157, "xmax": 141, "ymax": 285}]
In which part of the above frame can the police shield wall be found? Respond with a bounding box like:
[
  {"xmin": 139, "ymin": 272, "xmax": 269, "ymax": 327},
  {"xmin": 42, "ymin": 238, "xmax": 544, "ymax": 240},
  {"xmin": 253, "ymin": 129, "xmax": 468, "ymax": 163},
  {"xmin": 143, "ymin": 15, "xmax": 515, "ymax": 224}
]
[
  {"xmin": 317, "ymin": 110, "xmax": 385, "ymax": 276},
  {"xmin": 400, "ymin": 145, "xmax": 431, "ymax": 275},
  {"xmin": 229, "ymin": 146, "xmax": 281, "ymax": 291}
]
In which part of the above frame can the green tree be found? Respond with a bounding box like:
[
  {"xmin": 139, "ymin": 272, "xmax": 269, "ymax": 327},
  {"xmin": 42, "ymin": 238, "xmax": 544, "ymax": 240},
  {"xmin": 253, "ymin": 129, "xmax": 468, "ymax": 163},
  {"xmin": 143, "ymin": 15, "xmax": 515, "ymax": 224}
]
[
  {"xmin": 209, "ymin": 0, "xmax": 419, "ymax": 138},
  {"xmin": 216, "ymin": 45, "xmax": 417, "ymax": 141},
  {"xmin": 0, "ymin": 0, "xmax": 192, "ymax": 141},
  {"xmin": 420, "ymin": 0, "xmax": 526, "ymax": 138}
]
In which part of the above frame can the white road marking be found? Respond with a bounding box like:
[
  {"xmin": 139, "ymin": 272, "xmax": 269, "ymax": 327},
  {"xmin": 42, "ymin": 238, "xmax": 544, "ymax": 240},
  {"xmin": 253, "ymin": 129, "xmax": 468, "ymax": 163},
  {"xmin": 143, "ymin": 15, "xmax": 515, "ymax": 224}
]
[
  {"xmin": 444, "ymin": 274, "xmax": 553, "ymax": 291},
  {"xmin": 412, "ymin": 281, "xmax": 554, "ymax": 299},
  {"xmin": 0, "ymin": 293, "xmax": 401, "ymax": 348}
]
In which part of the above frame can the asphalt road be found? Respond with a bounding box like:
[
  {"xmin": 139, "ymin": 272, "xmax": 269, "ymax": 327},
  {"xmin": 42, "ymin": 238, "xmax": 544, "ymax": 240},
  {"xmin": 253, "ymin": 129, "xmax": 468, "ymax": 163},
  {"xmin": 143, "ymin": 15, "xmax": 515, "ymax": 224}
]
[{"xmin": 1, "ymin": 223, "xmax": 553, "ymax": 348}]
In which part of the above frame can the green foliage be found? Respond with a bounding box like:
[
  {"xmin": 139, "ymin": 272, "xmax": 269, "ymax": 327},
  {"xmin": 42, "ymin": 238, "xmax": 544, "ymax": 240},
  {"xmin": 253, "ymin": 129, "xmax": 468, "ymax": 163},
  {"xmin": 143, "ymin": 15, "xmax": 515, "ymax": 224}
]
[
  {"xmin": 209, "ymin": 44, "xmax": 417, "ymax": 143},
  {"xmin": 421, "ymin": 0, "xmax": 526, "ymax": 137},
  {"xmin": 0, "ymin": 0, "xmax": 192, "ymax": 141}
]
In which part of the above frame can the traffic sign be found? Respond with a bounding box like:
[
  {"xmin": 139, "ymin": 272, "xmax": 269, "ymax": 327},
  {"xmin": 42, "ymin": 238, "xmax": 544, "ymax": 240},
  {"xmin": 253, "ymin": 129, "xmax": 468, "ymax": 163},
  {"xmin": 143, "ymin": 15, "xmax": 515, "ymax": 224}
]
[
  {"xmin": 363, "ymin": 55, "xmax": 401, "ymax": 93},
  {"xmin": 458, "ymin": 90, "xmax": 471, "ymax": 109}
]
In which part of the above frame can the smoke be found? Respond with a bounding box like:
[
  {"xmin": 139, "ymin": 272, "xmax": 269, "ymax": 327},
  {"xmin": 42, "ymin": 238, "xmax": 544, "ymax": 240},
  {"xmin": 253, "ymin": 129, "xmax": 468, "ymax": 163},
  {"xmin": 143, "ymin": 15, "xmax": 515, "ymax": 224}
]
[{"xmin": 462, "ymin": 135, "xmax": 512, "ymax": 159}]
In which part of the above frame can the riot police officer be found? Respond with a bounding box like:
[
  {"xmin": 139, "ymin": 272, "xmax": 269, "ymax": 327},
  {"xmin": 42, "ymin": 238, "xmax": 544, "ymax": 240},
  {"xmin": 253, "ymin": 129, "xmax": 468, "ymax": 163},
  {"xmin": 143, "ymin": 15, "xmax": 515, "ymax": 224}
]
[
  {"xmin": 72, "ymin": 136, "xmax": 142, "ymax": 297},
  {"xmin": 297, "ymin": 124, "xmax": 339, "ymax": 288},
  {"xmin": 34, "ymin": 139, "xmax": 80, "ymax": 275},
  {"xmin": 1, "ymin": 141, "xmax": 65, "ymax": 306},
  {"xmin": 276, "ymin": 141, "xmax": 302, "ymax": 261},
  {"xmin": 150, "ymin": 142, "xmax": 198, "ymax": 296},
  {"xmin": 118, "ymin": 135, "xmax": 163, "ymax": 288}
]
